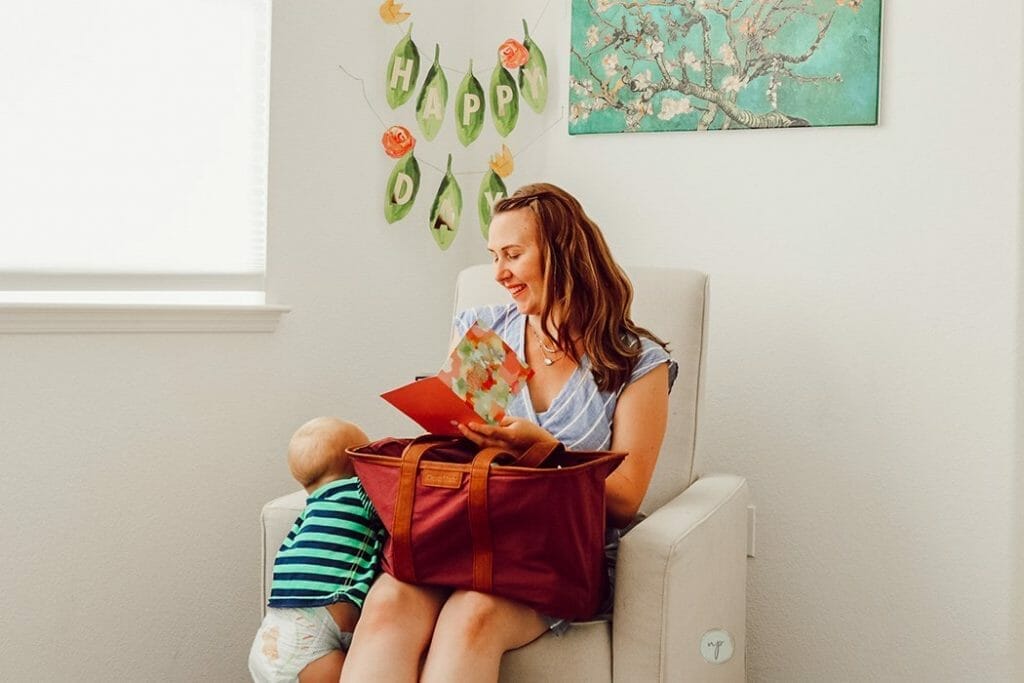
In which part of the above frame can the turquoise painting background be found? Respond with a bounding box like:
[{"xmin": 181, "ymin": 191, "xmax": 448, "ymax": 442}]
[{"xmin": 569, "ymin": 0, "xmax": 882, "ymax": 134}]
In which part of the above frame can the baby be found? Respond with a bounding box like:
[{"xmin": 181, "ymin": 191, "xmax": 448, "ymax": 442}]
[{"xmin": 249, "ymin": 417, "xmax": 382, "ymax": 683}]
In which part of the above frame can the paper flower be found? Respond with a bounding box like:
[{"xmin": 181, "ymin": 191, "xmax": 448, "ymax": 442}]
[
  {"xmin": 381, "ymin": 125, "xmax": 416, "ymax": 158},
  {"xmin": 378, "ymin": 0, "xmax": 410, "ymax": 24},
  {"xmin": 498, "ymin": 39, "xmax": 529, "ymax": 69},
  {"xmin": 489, "ymin": 144, "xmax": 514, "ymax": 178}
]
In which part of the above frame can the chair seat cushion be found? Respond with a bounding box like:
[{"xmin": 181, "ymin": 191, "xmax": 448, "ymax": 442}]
[{"xmin": 499, "ymin": 619, "xmax": 612, "ymax": 683}]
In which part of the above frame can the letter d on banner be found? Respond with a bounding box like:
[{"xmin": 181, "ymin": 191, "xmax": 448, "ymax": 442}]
[
  {"xmin": 385, "ymin": 153, "xmax": 421, "ymax": 224},
  {"xmin": 393, "ymin": 173, "xmax": 414, "ymax": 205}
]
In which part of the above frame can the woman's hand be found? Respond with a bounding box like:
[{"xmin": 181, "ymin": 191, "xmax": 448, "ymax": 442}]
[{"xmin": 453, "ymin": 416, "xmax": 557, "ymax": 452}]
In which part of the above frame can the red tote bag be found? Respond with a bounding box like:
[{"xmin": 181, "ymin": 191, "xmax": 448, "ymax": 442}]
[{"xmin": 348, "ymin": 435, "xmax": 625, "ymax": 621}]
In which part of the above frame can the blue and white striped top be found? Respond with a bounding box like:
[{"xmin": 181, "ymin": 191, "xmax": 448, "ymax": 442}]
[{"xmin": 454, "ymin": 304, "xmax": 678, "ymax": 450}]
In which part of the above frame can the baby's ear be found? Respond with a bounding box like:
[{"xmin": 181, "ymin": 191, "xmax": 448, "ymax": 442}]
[
  {"xmin": 286, "ymin": 452, "xmax": 304, "ymax": 484},
  {"xmin": 288, "ymin": 448, "xmax": 325, "ymax": 488},
  {"xmin": 334, "ymin": 452, "xmax": 356, "ymax": 477}
]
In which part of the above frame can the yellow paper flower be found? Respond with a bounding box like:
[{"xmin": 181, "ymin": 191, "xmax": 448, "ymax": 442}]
[
  {"xmin": 489, "ymin": 144, "xmax": 514, "ymax": 178},
  {"xmin": 379, "ymin": 0, "xmax": 411, "ymax": 24}
]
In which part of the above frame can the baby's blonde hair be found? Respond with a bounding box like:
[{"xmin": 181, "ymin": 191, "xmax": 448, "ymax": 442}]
[{"xmin": 287, "ymin": 417, "xmax": 369, "ymax": 490}]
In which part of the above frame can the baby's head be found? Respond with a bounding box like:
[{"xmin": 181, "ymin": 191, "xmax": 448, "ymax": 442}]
[{"xmin": 287, "ymin": 417, "xmax": 369, "ymax": 492}]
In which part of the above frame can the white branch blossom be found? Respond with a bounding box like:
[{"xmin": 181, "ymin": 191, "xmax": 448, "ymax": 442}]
[
  {"xmin": 719, "ymin": 44, "xmax": 738, "ymax": 68},
  {"xmin": 683, "ymin": 51, "xmax": 703, "ymax": 72},
  {"xmin": 633, "ymin": 69, "xmax": 653, "ymax": 90},
  {"xmin": 658, "ymin": 96, "xmax": 694, "ymax": 120},
  {"xmin": 722, "ymin": 74, "xmax": 748, "ymax": 93},
  {"xmin": 602, "ymin": 53, "xmax": 619, "ymax": 78}
]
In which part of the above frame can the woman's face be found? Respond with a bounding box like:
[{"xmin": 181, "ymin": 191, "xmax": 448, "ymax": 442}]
[{"xmin": 487, "ymin": 207, "xmax": 546, "ymax": 316}]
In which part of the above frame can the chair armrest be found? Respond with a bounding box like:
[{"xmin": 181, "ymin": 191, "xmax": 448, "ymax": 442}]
[
  {"xmin": 259, "ymin": 489, "xmax": 307, "ymax": 613},
  {"xmin": 613, "ymin": 473, "xmax": 750, "ymax": 682}
]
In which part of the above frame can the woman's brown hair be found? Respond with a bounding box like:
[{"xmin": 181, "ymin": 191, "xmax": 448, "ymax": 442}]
[{"xmin": 493, "ymin": 183, "xmax": 668, "ymax": 392}]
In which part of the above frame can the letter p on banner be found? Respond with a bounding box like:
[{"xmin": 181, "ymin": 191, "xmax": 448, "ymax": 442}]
[{"xmin": 462, "ymin": 93, "xmax": 481, "ymax": 126}]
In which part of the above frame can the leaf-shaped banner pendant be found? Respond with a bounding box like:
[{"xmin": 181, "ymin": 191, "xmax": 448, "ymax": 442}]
[
  {"xmin": 489, "ymin": 58, "xmax": 519, "ymax": 137},
  {"xmin": 518, "ymin": 19, "xmax": 548, "ymax": 114},
  {"xmin": 415, "ymin": 44, "xmax": 448, "ymax": 140},
  {"xmin": 429, "ymin": 155, "xmax": 462, "ymax": 250},
  {"xmin": 477, "ymin": 169, "xmax": 507, "ymax": 239},
  {"xmin": 455, "ymin": 60, "xmax": 485, "ymax": 147},
  {"xmin": 384, "ymin": 151, "xmax": 420, "ymax": 223},
  {"xmin": 386, "ymin": 25, "xmax": 420, "ymax": 109}
]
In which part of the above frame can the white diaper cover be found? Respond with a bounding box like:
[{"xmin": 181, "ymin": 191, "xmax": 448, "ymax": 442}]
[{"xmin": 248, "ymin": 607, "xmax": 352, "ymax": 683}]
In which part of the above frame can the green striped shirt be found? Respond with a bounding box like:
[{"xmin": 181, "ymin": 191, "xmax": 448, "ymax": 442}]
[{"xmin": 268, "ymin": 477, "xmax": 383, "ymax": 610}]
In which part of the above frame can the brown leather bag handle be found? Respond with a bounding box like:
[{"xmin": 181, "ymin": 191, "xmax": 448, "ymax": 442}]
[
  {"xmin": 468, "ymin": 446, "xmax": 517, "ymax": 592},
  {"xmin": 514, "ymin": 440, "xmax": 564, "ymax": 469},
  {"xmin": 391, "ymin": 436, "xmax": 458, "ymax": 582},
  {"xmin": 392, "ymin": 437, "xmax": 536, "ymax": 590}
]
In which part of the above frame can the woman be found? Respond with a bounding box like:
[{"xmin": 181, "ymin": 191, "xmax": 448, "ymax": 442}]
[{"xmin": 340, "ymin": 183, "xmax": 677, "ymax": 682}]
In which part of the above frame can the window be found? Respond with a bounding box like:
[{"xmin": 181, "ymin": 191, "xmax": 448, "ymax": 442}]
[{"xmin": 0, "ymin": 1, "xmax": 284, "ymax": 331}]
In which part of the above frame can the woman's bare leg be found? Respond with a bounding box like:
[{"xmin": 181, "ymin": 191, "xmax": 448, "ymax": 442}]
[
  {"xmin": 420, "ymin": 590, "xmax": 548, "ymax": 683},
  {"xmin": 340, "ymin": 574, "xmax": 449, "ymax": 683}
]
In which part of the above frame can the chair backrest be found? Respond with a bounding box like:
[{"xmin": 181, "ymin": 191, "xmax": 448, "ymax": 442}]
[{"xmin": 453, "ymin": 265, "xmax": 709, "ymax": 514}]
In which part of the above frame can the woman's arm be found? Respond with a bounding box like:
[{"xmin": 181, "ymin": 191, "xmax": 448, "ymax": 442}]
[
  {"xmin": 458, "ymin": 363, "xmax": 670, "ymax": 527},
  {"xmin": 605, "ymin": 363, "xmax": 669, "ymax": 528}
]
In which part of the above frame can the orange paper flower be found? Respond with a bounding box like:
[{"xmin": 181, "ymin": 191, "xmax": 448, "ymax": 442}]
[
  {"xmin": 378, "ymin": 0, "xmax": 411, "ymax": 24},
  {"xmin": 498, "ymin": 39, "xmax": 529, "ymax": 69},
  {"xmin": 381, "ymin": 125, "xmax": 415, "ymax": 158},
  {"xmin": 489, "ymin": 144, "xmax": 514, "ymax": 178}
]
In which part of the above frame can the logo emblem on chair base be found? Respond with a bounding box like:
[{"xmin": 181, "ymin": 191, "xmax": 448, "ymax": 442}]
[{"xmin": 700, "ymin": 628, "xmax": 735, "ymax": 664}]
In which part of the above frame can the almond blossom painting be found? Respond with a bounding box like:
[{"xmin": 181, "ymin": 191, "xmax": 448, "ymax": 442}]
[{"xmin": 569, "ymin": 0, "xmax": 882, "ymax": 133}]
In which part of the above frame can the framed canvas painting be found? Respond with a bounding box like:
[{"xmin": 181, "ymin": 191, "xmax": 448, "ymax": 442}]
[{"xmin": 569, "ymin": 0, "xmax": 882, "ymax": 133}]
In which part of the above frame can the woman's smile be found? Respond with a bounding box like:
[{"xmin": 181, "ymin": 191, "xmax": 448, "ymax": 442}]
[{"xmin": 487, "ymin": 207, "xmax": 545, "ymax": 315}]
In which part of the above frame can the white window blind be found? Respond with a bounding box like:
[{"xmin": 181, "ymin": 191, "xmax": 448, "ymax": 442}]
[{"xmin": 0, "ymin": 1, "xmax": 271, "ymax": 304}]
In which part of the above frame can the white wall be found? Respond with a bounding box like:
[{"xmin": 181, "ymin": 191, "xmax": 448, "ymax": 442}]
[
  {"xmin": 1017, "ymin": 6, "xmax": 1024, "ymax": 674},
  {"xmin": 0, "ymin": 3, "xmax": 488, "ymax": 681},
  {"xmin": 535, "ymin": 1, "xmax": 1021, "ymax": 680},
  {"xmin": 0, "ymin": 1, "xmax": 1019, "ymax": 681}
]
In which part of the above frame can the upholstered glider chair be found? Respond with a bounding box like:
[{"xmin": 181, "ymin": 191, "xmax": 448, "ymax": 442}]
[{"xmin": 260, "ymin": 265, "xmax": 750, "ymax": 682}]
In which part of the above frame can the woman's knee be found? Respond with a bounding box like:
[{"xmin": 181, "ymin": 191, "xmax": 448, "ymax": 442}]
[
  {"xmin": 438, "ymin": 591, "xmax": 512, "ymax": 649},
  {"xmin": 358, "ymin": 574, "xmax": 446, "ymax": 636}
]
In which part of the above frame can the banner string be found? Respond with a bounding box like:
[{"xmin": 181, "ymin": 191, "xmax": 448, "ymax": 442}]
[{"xmin": 347, "ymin": 0, "xmax": 560, "ymax": 178}]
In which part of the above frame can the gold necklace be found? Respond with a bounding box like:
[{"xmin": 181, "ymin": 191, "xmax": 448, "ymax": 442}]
[{"xmin": 528, "ymin": 318, "xmax": 562, "ymax": 366}]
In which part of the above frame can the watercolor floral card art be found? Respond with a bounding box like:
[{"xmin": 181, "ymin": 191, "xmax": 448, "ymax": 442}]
[{"xmin": 381, "ymin": 321, "xmax": 533, "ymax": 436}]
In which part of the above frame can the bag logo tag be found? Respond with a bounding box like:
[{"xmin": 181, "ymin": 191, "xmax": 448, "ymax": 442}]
[{"xmin": 421, "ymin": 470, "xmax": 463, "ymax": 489}]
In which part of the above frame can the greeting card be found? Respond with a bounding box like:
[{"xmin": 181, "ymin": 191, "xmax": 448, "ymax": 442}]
[{"xmin": 381, "ymin": 321, "xmax": 533, "ymax": 436}]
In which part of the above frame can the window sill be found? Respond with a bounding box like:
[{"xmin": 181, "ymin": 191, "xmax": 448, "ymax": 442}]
[{"xmin": 0, "ymin": 302, "xmax": 290, "ymax": 334}]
